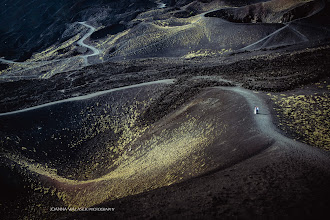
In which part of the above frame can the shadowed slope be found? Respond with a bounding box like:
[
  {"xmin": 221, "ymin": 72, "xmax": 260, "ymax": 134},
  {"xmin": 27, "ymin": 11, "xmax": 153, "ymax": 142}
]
[
  {"xmin": 1, "ymin": 0, "xmax": 330, "ymax": 79},
  {"xmin": 206, "ymin": 0, "xmax": 326, "ymax": 23},
  {"xmin": 0, "ymin": 82, "xmax": 274, "ymax": 219},
  {"xmin": 64, "ymin": 86, "xmax": 330, "ymax": 220}
]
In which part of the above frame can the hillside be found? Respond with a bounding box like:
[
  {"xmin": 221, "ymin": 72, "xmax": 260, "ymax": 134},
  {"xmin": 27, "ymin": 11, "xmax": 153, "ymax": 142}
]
[{"xmin": 0, "ymin": 1, "xmax": 330, "ymax": 219}]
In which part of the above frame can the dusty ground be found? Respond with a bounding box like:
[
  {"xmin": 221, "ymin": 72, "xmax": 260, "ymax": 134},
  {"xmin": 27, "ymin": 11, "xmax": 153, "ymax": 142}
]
[
  {"xmin": 60, "ymin": 86, "xmax": 330, "ymax": 220},
  {"xmin": 0, "ymin": 38, "xmax": 330, "ymax": 220},
  {"xmin": 0, "ymin": 1, "xmax": 330, "ymax": 220},
  {"xmin": 0, "ymin": 41, "xmax": 329, "ymax": 113}
]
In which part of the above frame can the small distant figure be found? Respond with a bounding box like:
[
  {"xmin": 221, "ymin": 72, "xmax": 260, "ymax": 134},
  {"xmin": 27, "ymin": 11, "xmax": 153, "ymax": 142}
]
[{"xmin": 254, "ymin": 106, "xmax": 259, "ymax": 114}]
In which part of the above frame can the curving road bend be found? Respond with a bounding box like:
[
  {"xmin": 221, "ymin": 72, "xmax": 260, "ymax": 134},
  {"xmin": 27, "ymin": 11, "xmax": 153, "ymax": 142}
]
[
  {"xmin": 218, "ymin": 86, "xmax": 330, "ymax": 169},
  {"xmin": 0, "ymin": 76, "xmax": 326, "ymax": 158},
  {"xmin": 1, "ymin": 79, "xmax": 330, "ymax": 201},
  {"xmin": 77, "ymin": 22, "xmax": 101, "ymax": 65},
  {"xmin": 0, "ymin": 22, "xmax": 100, "ymax": 67},
  {"xmin": 1, "ymin": 74, "xmax": 328, "ymax": 165}
]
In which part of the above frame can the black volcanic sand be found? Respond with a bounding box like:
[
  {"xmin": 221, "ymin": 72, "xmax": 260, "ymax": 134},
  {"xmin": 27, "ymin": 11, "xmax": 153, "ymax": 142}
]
[
  {"xmin": 0, "ymin": 1, "xmax": 330, "ymax": 219},
  {"xmin": 0, "ymin": 83, "xmax": 274, "ymax": 219},
  {"xmin": 60, "ymin": 87, "xmax": 330, "ymax": 220},
  {"xmin": 1, "ymin": 39, "xmax": 330, "ymax": 220},
  {"xmin": 0, "ymin": 0, "xmax": 157, "ymax": 61},
  {"xmin": 1, "ymin": 0, "xmax": 330, "ymax": 79},
  {"xmin": 0, "ymin": 83, "xmax": 169, "ymax": 179},
  {"xmin": 205, "ymin": 0, "xmax": 326, "ymax": 23},
  {"xmin": 1, "ymin": 42, "xmax": 330, "ymax": 113},
  {"xmin": 0, "ymin": 82, "xmax": 170, "ymax": 219},
  {"xmin": 0, "ymin": 29, "xmax": 330, "ymax": 220},
  {"xmin": 1, "ymin": 81, "xmax": 330, "ymax": 219}
]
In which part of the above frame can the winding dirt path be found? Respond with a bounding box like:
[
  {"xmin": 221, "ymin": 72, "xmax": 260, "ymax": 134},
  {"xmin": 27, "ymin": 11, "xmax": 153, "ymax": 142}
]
[
  {"xmin": 218, "ymin": 86, "xmax": 330, "ymax": 168},
  {"xmin": 77, "ymin": 22, "xmax": 101, "ymax": 65},
  {"xmin": 1, "ymin": 79, "xmax": 330, "ymax": 212},
  {"xmin": 2, "ymin": 74, "xmax": 327, "ymax": 164},
  {"xmin": 1, "ymin": 72, "xmax": 328, "ymax": 164},
  {"xmin": 0, "ymin": 79, "xmax": 175, "ymax": 116},
  {"xmin": 0, "ymin": 22, "xmax": 99, "ymax": 66},
  {"xmin": 0, "ymin": 75, "xmax": 326, "ymax": 161}
]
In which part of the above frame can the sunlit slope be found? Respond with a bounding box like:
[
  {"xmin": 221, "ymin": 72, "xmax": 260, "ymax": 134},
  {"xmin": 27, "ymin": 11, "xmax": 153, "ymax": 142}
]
[
  {"xmin": 0, "ymin": 31, "xmax": 87, "ymax": 79},
  {"xmin": 0, "ymin": 13, "xmax": 263, "ymax": 77},
  {"xmin": 0, "ymin": 84, "xmax": 272, "ymax": 218},
  {"xmin": 270, "ymin": 91, "xmax": 330, "ymax": 151},
  {"xmin": 0, "ymin": 0, "xmax": 156, "ymax": 61},
  {"xmin": 1, "ymin": 0, "xmax": 330, "ymax": 79},
  {"xmin": 0, "ymin": 83, "xmax": 169, "ymax": 180},
  {"xmin": 99, "ymin": 15, "xmax": 283, "ymax": 60},
  {"xmin": 91, "ymin": 0, "xmax": 330, "ymax": 60}
]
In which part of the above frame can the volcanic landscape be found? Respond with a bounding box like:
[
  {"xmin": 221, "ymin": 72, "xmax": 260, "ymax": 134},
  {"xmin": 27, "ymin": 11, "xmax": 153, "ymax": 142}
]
[{"xmin": 0, "ymin": 0, "xmax": 330, "ymax": 219}]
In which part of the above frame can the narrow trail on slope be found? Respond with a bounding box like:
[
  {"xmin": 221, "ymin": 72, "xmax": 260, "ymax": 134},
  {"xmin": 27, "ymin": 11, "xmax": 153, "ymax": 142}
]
[
  {"xmin": 1, "ymin": 79, "xmax": 330, "ymax": 210},
  {"xmin": 218, "ymin": 86, "xmax": 330, "ymax": 168},
  {"xmin": 0, "ymin": 79, "xmax": 175, "ymax": 116},
  {"xmin": 239, "ymin": 1, "xmax": 326, "ymax": 51},
  {"xmin": 1, "ymin": 72, "xmax": 328, "ymax": 163},
  {"xmin": 0, "ymin": 22, "xmax": 100, "ymax": 78},
  {"xmin": 0, "ymin": 57, "xmax": 54, "ymax": 65},
  {"xmin": 77, "ymin": 22, "xmax": 101, "ymax": 65},
  {"xmin": 1, "ymin": 75, "xmax": 327, "ymax": 162}
]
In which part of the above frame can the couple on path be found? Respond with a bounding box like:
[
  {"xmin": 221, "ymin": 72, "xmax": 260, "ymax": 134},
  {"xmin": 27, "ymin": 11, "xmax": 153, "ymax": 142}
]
[{"xmin": 254, "ymin": 106, "xmax": 259, "ymax": 114}]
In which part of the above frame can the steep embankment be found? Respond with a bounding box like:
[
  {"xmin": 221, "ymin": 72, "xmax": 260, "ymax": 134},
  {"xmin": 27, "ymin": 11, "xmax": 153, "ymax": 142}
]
[
  {"xmin": 0, "ymin": 79, "xmax": 271, "ymax": 219},
  {"xmin": 1, "ymin": 76, "xmax": 330, "ymax": 219},
  {"xmin": 0, "ymin": 1, "xmax": 330, "ymax": 219},
  {"xmin": 65, "ymin": 86, "xmax": 330, "ymax": 220}
]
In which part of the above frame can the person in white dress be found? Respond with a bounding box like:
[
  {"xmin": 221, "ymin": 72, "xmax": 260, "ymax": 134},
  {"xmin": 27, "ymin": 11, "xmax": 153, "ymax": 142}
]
[{"xmin": 254, "ymin": 106, "xmax": 259, "ymax": 114}]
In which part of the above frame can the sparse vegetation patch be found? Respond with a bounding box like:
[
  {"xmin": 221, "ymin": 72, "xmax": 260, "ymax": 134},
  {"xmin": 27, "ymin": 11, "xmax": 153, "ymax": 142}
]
[{"xmin": 270, "ymin": 93, "xmax": 330, "ymax": 150}]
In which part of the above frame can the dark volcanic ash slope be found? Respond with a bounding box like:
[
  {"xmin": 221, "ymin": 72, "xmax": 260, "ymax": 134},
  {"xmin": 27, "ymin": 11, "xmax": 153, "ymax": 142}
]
[
  {"xmin": 0, "ymin": 0, "xmax": 330, "ymax": 220},
  {"xmin": 63, "ymin": 86, "xmax": 330, "ymax": 220},
  {"xmin": 206, "ymin": 0, "xmax": 326, "ymax": 23},
  {"xmin": 1, "ymin": 0, "xmax": 330, "ymax": 80},
  {"xmin": 0, "ymin": 0, "xmax": 156, "ymax": 61},
  {"xmin": 0, "ymin": 44, "xmax": 329, "ymax": 114},
  {"xmin": 0, "ymin": 80, "xmax": 273, "ymax": 219}
]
